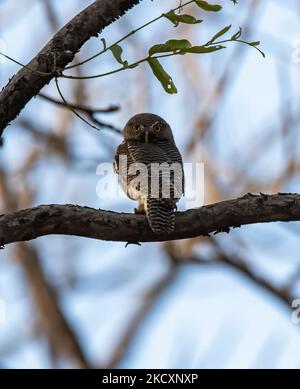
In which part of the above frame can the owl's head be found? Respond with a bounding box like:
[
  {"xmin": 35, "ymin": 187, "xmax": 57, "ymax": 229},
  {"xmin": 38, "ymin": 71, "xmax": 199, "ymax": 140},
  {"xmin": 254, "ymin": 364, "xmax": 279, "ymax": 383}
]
[{"xmin": 123, "ymin": 113, "xmax": 174, "ymax": 143}]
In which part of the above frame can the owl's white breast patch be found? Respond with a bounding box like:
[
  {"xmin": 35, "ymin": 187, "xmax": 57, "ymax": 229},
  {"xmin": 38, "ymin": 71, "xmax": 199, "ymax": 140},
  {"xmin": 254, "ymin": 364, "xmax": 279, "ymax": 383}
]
[{"xmin": 127, "ymin": 183, "xmax": 141, "ymax": 200}]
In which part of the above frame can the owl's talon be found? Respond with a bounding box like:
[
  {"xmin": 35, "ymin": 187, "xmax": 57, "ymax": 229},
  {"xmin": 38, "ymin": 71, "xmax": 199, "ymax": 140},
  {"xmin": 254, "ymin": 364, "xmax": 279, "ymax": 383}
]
[
  {"xmin": 134, "ymin": 207, "xmax": 145, "ymax": 215},
  {"xmin": 125, "ymin": 241, "xmax": 141, "ymax": 248}
]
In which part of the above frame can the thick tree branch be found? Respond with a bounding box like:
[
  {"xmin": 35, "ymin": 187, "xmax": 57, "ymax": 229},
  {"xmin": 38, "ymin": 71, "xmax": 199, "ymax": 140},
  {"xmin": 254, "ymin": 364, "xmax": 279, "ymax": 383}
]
[
  {"xmin": 0, "ymin": 193, "xmax": 299, "ymax": 246},
  {"xmin": 0, "ymin": 0, "xmax": 142, "ymax": 136}
]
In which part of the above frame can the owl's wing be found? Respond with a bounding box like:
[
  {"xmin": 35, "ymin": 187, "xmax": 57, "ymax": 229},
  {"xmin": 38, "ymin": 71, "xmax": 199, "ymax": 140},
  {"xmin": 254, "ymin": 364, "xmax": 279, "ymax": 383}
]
[
  {"xmin": 114, "ymin": 141, "xmax": 135, "ymax": 198},
  {"xmin": 161, "ymin": 141, "xmax": 185, "ymax": 196},
  {"xmin": 164, "ymin": 143, "xmax": 185, "ymax": 195},
  {"xmin": 114, "ymin": 142, "xmax": 131, "ymax": 172}
]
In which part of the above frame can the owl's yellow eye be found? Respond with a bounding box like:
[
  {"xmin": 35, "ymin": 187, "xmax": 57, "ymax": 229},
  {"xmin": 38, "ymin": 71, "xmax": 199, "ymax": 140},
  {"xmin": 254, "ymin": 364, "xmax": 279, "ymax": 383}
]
[
  {"xmin": 153, "ymin": 123, "xmax": 162, "ymax": 133},
  {"xmin": 132, "ymin": 124, "xmax": 140, "ymax": 134}
]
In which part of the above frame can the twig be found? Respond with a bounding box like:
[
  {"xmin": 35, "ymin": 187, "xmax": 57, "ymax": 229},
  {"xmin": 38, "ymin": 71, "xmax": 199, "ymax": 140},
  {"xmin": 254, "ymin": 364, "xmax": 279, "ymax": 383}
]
[
  {"xmin": 39, "ymin": 93, "xmax": 119, "ymax": 114},
  {"xmin": 39, "ymin": 91, "xmax": 122, "ymax": 133}
]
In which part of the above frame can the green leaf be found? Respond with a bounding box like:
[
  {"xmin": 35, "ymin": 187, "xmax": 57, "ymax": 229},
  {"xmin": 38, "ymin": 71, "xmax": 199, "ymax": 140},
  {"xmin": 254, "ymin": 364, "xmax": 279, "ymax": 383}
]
[
  {"xmin": 109, "ymin": 44, "xmax": 128, "ymax": 66},
  {"xmin": 149, "ymin": 39, "xmax": 192, "ymax": 56},
  {"xmin": 181, "ymin": 45, "xmax": 225, "ymax": 54},
  {"xmin": 231, "ymin": 27, "xmax": 242, "ymax": 40},
  {"xmin": 163, "ymin": 10, "xmax": 202, "ymax": 26},
  {"xmin": 101, "ymin": 38, "xmax": 107, "ymax": 50},
  {"xmin": 147, "ymin": 58, "xmax": 177, "ymax": 94},
  {"xmin": 195, "ymin": 0, "xmax": 222, "ymax": 12},
  {"xmin": 249, "ymin": 41, "xmax": 265, "ymax": 57},
  {"xmin": 209, "ymin": 25, "xmax": 231, "ymax": 43}
]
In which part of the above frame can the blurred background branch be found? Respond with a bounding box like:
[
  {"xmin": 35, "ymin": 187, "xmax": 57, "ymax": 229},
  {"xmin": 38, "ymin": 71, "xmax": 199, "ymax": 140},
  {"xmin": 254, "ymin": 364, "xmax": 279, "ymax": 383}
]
[{"xmin": 1, "ymin": 193, "xmax": 300, "ymax": 246}]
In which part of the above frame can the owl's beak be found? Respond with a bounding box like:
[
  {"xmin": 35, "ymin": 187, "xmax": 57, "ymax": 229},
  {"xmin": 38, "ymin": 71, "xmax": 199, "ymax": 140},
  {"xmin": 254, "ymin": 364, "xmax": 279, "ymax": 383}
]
[{"xmin": 144, "ymin": 130, "xmax": 149, "ymax": 143}]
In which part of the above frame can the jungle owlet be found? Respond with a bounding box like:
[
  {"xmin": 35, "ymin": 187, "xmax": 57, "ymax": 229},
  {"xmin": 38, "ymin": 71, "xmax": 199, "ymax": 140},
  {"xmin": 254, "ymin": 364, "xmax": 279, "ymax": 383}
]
[{"xmin": 114, "ymin": 113, "xmax": 184, "ymax": 234}]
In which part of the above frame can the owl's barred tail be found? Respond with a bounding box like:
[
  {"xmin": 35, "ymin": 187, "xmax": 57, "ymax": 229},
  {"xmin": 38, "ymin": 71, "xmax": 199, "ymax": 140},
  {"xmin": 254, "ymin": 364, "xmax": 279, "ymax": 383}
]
[{"xmin": 145, "ymin": 198, "xmax": 175, "ymax": 234}]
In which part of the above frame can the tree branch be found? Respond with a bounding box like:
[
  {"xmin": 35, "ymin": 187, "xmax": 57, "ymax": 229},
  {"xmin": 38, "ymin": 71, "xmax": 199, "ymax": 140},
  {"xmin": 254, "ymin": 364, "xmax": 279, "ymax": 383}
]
[
  {"xmin": 0, "ymin": 0, "xmax": 142, "ymax": 136},
  {"xmin": 0, "ymin": 193, "xmax": 300, "ymax": 246},
  {"xmin": 38, "ymin": 93, "xmax": 122, "ymax": 133},
  {"xmin": 39, "ymin": 93, "xmax": 120, "ymax": 114}
]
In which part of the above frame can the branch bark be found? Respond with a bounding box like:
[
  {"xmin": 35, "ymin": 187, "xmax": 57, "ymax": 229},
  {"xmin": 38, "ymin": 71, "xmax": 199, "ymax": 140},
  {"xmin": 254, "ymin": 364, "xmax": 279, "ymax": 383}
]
[
  {"xmin": 0, "ymin": 193, "xmax": 299, "ymax": 246},
  {"xmin": 0, "ymin": 0, "xmax": 142, "ymax": 136}
]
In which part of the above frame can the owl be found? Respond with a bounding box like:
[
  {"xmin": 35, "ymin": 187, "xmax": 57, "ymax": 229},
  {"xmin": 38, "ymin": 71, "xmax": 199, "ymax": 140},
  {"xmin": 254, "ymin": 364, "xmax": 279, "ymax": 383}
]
[{"xmin": 114, "ymin": 113, "xmax": 184, "ymax": 234}]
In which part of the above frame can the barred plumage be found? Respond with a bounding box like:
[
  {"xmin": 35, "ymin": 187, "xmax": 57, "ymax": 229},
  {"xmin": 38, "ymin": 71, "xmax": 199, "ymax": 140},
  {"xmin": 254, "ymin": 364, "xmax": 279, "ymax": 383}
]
[
  {"xmin": 146, "ymin": 198, "xmax": 175, "ymax": 234},
  {"xmin": 114, "ymin": 113, "xmax": 184, "ymax": 234}
]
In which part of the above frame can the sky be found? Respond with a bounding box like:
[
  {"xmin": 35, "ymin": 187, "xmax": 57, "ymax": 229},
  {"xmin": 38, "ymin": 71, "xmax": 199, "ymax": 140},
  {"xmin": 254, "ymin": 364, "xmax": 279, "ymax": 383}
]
[{"xmin": 0, "ymin": 0, "xmax": 300, "ymax": 368}]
